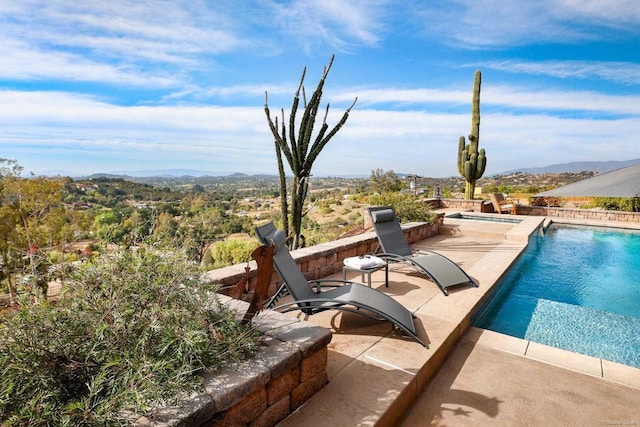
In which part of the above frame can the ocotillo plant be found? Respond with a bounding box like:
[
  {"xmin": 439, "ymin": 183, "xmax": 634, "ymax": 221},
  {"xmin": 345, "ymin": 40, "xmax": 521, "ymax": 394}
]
[
  {"xmin": 457, "ymin": 70, "xmax": 487, "ymax": 199},
  {"xmin": 264, "ymin": 55, "xmax": 357, "ymax": 249}
]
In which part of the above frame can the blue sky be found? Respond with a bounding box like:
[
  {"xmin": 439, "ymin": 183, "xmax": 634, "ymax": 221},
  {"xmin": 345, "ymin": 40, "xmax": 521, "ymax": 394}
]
[{"xmin": 1, "ymin": 0, "xmax": 639, "ymax": 178}]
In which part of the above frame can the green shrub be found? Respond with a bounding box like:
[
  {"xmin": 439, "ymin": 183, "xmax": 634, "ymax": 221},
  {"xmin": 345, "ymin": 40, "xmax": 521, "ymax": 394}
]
[
  {"xmin": 585, "ymin": 197, "xmax": 640, "ymax": 212},
  {"xmin": 0, "ymin": 249, "xmax": 258, "ymax": 425},
  {"xmin": 348, "ymin": 212, "xmax": 361, "ymax": 221},
  {"xmin": 369, "ymin": 193, "xmax": 436, "ymax": 223},
  {"xmin": 203, "ymin": 247, "xmax": 215, "ymax": 267},
  {"xmin": 211, "ymin": 238, "xmax": 258, "ymax": 268},
  {"xmin": 319, "ymin": 206, "xmax": 334, "ymax": 215},
  {"xmin": 304, "ymin": 228, "xmax": 338, "ymax": 247}
]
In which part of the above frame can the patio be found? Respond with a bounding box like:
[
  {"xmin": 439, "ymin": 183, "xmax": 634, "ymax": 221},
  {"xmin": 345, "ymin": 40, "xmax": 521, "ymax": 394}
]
[{"xmin": 273, "ymin": 213, "xmax": 640, "ymax": 426}]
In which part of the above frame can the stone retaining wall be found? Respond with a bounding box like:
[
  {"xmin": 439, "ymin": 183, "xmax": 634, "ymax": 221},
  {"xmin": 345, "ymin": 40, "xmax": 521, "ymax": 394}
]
[
  {"xmin": 515, "ymin": 205, "xmax": 640, "ymax": 223},
  {"xmin": 436, "ymin": 198, "xmax": 494, "ymax": 213},
  {"xmin": 135, "ymin": 297, "xmax": 332, "ymax": 427},
  {"xmin": 208, "ymin": 221, "xmax": 440, "ymax": 301},
  {"xmin": 437, "ymin": 198, "xmax": 640, "ymax": 223}
]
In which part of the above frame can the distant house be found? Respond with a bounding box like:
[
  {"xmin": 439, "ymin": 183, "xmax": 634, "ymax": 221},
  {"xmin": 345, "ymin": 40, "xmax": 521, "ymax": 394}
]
[{"xmin": 70, "ymin": 202, "xmax": 93, "ymax": 210}]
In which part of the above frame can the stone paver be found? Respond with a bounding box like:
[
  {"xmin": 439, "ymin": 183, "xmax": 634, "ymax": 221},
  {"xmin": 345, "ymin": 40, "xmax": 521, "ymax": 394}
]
[
  {"xmin": 278, "ymin": 213, "xmax": 640, "ymax": 426},
  {"xmin": 400, "ymin": 329, "xmax": 640, "ymax": 426}
]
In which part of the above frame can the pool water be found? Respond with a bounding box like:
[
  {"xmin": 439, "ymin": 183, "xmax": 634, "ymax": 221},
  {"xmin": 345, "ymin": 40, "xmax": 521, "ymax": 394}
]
[
  {"xmin": 473, "ymin": 224, "xmax": 640, "ymax": 368},
  {"xmin": 446, "ymin": 213, "xmax": 522, "ymax": 224}
]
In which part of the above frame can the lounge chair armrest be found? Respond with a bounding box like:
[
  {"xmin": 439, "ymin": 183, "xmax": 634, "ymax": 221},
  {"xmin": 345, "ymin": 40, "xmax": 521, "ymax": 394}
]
[
  {"xmin": 309, "ymin": 279, "xmax": 360, "ymax": 292},
  {"xmin": 375, "ymin": 253, "xmax": 412, "ymax": 263}
]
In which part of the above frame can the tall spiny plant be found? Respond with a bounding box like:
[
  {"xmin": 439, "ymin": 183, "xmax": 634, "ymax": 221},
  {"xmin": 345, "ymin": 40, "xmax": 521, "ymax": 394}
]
[
  {"xmin": 457, "ymin": 70, "xmax": 487, "ymax": 199},
  {"xmin": 265, "ymin": 55, "xmax": 357, "ymax": 249}
]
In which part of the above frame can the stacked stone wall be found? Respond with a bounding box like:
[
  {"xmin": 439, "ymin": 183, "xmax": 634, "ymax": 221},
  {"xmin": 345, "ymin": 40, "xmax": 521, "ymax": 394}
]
[
  {"xmin": 210, "ymin": 221, "xmax": 440, "ymax": 300},
  {"xmin": 439, "ymin": 198, "xmax": 640, "ymax": 224},
  {"xmin": 136, "ymin": 298, "xmax": 332, "ymax": 426}
]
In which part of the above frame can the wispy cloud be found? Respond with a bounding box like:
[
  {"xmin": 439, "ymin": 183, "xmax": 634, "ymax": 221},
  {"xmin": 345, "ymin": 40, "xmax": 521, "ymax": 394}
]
[
  {"xmin": 0, "ymin": 40, "xmax": 177, "ymax": 87},
  {"xmin": 0, "ymin": 0, "xmax": 392, "ymax": 91},
  {"xmin": 0, "ymin": 1, "xmax": 244, "ymax": 88},
  {"xmin": 559, "ymin": 0, "xmax": 640, "ymax": 28},
  {"xmin": 0, "ymin": 89, "xmax": 273, "ymax": 174},
  {"xmin": 481, "ymin": 60, "xmax": 640, "ymax": 86},
  {"xmin": 416, "ymin": 0, "xmax": 640, "ymax": 48},
  {"xmin": 2, "ymin": 87, "xmax": 638, "ymax": 176},
  {"xmin": 262, "ymin": 0, "xmax": 388, "ymax": 53},
  {"xmin": 3, "ymin": 1, "xmax": 242, "ymax": 59},
  {"xmin": 334, "ymin": 84, "xmax": 640, "ymax": 116},
  {"xmin": 484, "ymin": 86, "xmax": 640, "ymax": 116}
]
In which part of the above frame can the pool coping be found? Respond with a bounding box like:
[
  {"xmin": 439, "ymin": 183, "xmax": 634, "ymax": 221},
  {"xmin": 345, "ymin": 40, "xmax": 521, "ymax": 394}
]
[{"xmin": 463, "ymin": 327, "xmax": 640, "ymax": 390}]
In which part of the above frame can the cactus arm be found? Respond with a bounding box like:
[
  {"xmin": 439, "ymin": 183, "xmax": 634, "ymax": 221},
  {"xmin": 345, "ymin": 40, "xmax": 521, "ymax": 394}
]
[
  {"xmin": 476, "ymin": 149, "xmax": 487, "ymax": 179},
  {"xmin": 457, "ymin": 136, "xmax": 467, "ymax": 176}
]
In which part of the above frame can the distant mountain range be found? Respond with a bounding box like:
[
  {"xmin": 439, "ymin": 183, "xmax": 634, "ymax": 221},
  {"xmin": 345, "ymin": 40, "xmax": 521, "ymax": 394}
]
[
  {"xmin": 129, "ymin": 160, "xmax": 639, "ymax": 178},
  {"xmin": 39, "ymin": 158, "xmax": 640, "ymax": 179},
  {"xmin": 109, "ymin": 168, "xmax": 235, "ymax": 177},
  {"xmin": 500, "ymin": 158, "xmax": 640, "ymax": 175}
]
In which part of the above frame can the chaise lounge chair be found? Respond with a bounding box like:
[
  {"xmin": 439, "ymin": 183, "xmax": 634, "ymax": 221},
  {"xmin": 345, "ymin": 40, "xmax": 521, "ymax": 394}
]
[
  {"xmin": 255, "ymin": 222, "xmax": 426, "ymax": 347},
  {"xmin": 367, "ymin": 206, "xmax": 477, "ymax": 296}
]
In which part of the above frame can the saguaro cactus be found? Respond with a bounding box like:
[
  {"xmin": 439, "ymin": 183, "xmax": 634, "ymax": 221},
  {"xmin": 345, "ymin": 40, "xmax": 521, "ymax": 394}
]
[{"xmin": 457, "ymin": 70, "xmax": 487, "ymax": 199}]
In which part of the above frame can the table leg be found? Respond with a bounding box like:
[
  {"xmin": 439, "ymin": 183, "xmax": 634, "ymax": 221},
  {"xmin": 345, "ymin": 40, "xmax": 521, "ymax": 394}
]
[{"xmin": 385, "ymin": 263, "xmax": 389, "ymax": 287}]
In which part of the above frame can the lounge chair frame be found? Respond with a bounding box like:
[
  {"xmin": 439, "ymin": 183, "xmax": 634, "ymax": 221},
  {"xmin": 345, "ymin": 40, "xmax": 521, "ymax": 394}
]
[
  {"xmin": 255, "ymin": 221, "xmax": 427, "ymax": 347},
  {"xmin": 367, "ymin": 206, "xmax": 477, "ymax": 296}
]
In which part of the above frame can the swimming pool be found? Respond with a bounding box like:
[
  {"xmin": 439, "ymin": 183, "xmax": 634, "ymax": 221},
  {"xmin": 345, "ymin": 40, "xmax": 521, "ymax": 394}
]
[
  {"xmin": 473, "ymin": 223, "xmax": 640, "ymax": 368},
  {"xmin": 446, "ymin": 213, "xmax": 522, "ymax": 224}
]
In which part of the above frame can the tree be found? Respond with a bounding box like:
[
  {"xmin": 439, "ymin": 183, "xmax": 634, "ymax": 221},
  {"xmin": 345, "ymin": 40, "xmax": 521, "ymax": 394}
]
[
  {"xmin": 264, "ymin": 55, "xmax": 357, "ymax": 249},
  {"xmin": 122, "ymin": 208, "xmax": 153, "ymax": 244},
  {"xmin": 93, "ymin": 210, "xmax": 124, "ymax": 243},
  {"xmin": 177, "ymin": 208, "xmax": 226, "ymax": 263},
  {"xmin": 152, "ymin": 211, "xmax": 178, "ymax": 244},
  {"xmin": 370, "ymin": 168, "xmax": 404, "ymax": 193},
  {"xmin": 0, "ymin": 161, "xmax": 66, "ymax": 301},
  {"xmin": 0, "ymin": 160, "xmax": 22, "ymax": 303},
  {"xmin": 369, "ymin": 192, "xmax": 435, "ymax": 223}
]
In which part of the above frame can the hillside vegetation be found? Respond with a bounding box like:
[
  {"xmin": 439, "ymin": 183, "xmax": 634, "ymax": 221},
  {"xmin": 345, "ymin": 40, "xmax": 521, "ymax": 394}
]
[{"xmin": 0, "ymin": 161, "xmax": 602, "ymax": 303}]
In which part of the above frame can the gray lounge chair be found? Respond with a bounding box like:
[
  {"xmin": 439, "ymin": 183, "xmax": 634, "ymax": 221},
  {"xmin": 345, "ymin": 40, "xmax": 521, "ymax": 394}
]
[
  {"xmin": 255, "ymin": 222, "xmax": 426, "ymax": 347},
  {"xmin": 367, "ymin": 206, "xmax": 477, "ymax": 296}
]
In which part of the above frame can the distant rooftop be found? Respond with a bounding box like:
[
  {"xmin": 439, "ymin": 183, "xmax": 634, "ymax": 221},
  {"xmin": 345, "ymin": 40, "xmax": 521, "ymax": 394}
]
[{"xmin": 535, "ymin": 163, "xmax": 640, "ymax": 198}]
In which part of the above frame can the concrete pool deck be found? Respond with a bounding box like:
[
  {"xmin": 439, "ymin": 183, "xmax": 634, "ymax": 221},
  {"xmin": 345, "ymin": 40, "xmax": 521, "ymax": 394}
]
[{"xmin": 275, "ymin": 212, "xmax": 640, "ymax": 426}]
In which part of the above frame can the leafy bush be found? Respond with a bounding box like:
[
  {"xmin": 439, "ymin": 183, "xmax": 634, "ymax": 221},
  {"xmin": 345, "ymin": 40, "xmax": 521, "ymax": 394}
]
[
  {"xmin": 211, "ymin": 238, "xmax": 258, "ymax": 268},
  {"xmin": 0, "ymin": 249, "xmax": 258, "ymax": 425},
  {"xmin": 319, "ymin": 206, "xmax": 334, "ymax": 214},
  {"xmin": 348, "ymin": 211, "xmax": 361, "ymax": 222},
  {"xmin": 584, "ymin": 197, "xmax": 640, "ymax": 212},
  {"xmin": 304, "ymin": 228, "xmax": 339, "ymax": 247},
  {"xmin": 369, "ymin": 193, "xmax": 436, "ymax": 223}
]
